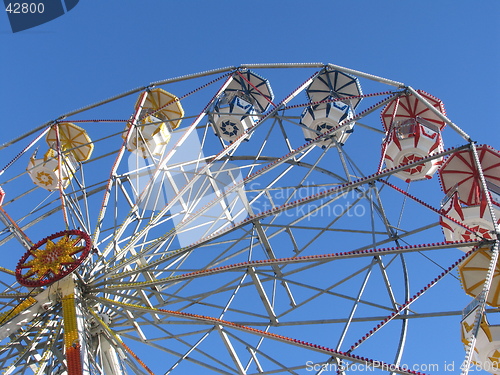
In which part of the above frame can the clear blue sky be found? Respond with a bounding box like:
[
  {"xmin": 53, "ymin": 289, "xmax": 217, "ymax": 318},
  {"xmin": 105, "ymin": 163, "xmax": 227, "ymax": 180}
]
[
  {"xmin": 0, "ymin": 1, "xmax": 499, "ymax": 373},
  {"xmin": 0, "ymin": 0, "xmax": 498, "ymax": 148}
]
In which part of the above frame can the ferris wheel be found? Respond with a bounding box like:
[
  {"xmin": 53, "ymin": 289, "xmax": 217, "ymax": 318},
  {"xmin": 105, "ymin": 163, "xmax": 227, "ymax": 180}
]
[{"xmin": 0, "ymin": 63, "xmax": 498, "ymax": 375}]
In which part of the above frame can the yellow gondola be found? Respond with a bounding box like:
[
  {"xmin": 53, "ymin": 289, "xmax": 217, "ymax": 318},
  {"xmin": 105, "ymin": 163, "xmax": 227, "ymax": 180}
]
[
  {"xmin": 27, "ymin": 149, "xmax": 76, "ymax": 191},
  {"xmin": 46, "ymin": 122, "xmax": 94, "ymax": 162},
  {"xmin": 135, "ymin": 88, "xmax": 184, "ymax": 129},
  {"xmin": 125, "ymin": 89, "xmax": 184, "ymax": 158},
  {"xmin": 459, "ymin": 247, "xmax": 500, "ymax": 307}
]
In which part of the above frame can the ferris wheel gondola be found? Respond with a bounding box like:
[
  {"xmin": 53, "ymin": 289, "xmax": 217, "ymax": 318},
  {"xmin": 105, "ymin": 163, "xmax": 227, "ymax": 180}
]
[
  {"xmin": 439, "ymin": 145, "xmax": 500, "ymax": 206},
  {"xmin": 301, "ymin": 69, "xmax": 362, "ymax": 147},
  {"xmin": 381, "ymin": 90, "xmax": 447, "ymax": 182}
]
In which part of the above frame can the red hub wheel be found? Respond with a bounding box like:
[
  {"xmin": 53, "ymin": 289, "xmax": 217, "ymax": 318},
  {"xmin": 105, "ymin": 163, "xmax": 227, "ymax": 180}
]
[{"xmin": 16, "ymin": 230, "xmax": 92, "ymax": 287}]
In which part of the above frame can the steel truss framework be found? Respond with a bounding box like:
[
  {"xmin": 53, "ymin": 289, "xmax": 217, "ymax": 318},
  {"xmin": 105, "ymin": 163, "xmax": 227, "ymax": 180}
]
[{"xmin": 0, "ymin": 63, "xmax": 498, "ymax": 375}]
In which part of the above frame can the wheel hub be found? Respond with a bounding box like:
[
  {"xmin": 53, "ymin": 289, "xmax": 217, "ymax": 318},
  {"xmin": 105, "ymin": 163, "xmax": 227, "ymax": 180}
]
[{"xmin": 16, "ymin": 229, "xmax": 92, "ymax": 287}]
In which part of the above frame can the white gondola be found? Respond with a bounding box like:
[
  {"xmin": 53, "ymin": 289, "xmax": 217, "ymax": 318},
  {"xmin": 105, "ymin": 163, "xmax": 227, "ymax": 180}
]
[
  {"xmin": 301, "ymin": 69, "xmax": 362, "ymax": 148},
  {"xmin": 300, "ymin": 101, "xmax": 354, "ymax": 147},
  {"xmin": 27, "ymin": 149, "xmax": 76, "ymax": 191},
  {"xmin": 381, "ymin": 90, "xmax": 446, "ymax": 182},
  {"xmin": 211, "ymin": 93, "xmax": 258, "ymax": 143},
  {"xmin": 211, "ymin": 70, "xmax": 273, "ymax": 143}
]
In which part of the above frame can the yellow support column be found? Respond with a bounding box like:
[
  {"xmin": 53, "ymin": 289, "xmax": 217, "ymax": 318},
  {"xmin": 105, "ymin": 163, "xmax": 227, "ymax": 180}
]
[
  {"xmin": 62, "ymin": 293, "xmax": 83, "ymax": 375},
  {"xmin": 57, "ymin": 276, "xmax": 89, "ymax": 375}
]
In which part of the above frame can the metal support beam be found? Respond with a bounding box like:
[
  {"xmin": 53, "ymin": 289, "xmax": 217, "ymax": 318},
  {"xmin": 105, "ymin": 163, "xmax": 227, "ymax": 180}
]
[
  {"xmin": 217, "ymin": 325, "xmax": 246, "ymax": 375},
  {"xmin": 0, "ymin": 207, "xmax": 32, "ymax": 250},
  {"xmin": 248, "ymin": 267, "xmax": 278, "ymax": 325}
]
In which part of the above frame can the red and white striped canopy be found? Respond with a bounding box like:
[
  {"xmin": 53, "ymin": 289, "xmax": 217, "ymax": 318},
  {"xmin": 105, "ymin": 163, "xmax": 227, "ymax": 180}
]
[
  {"xmin": 380, "ymin": 90, "xmax": 446, "ymax": 131},
  {"xmin": 439, "ymin": 145, "xmax": 500, "ymax": 206}
]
